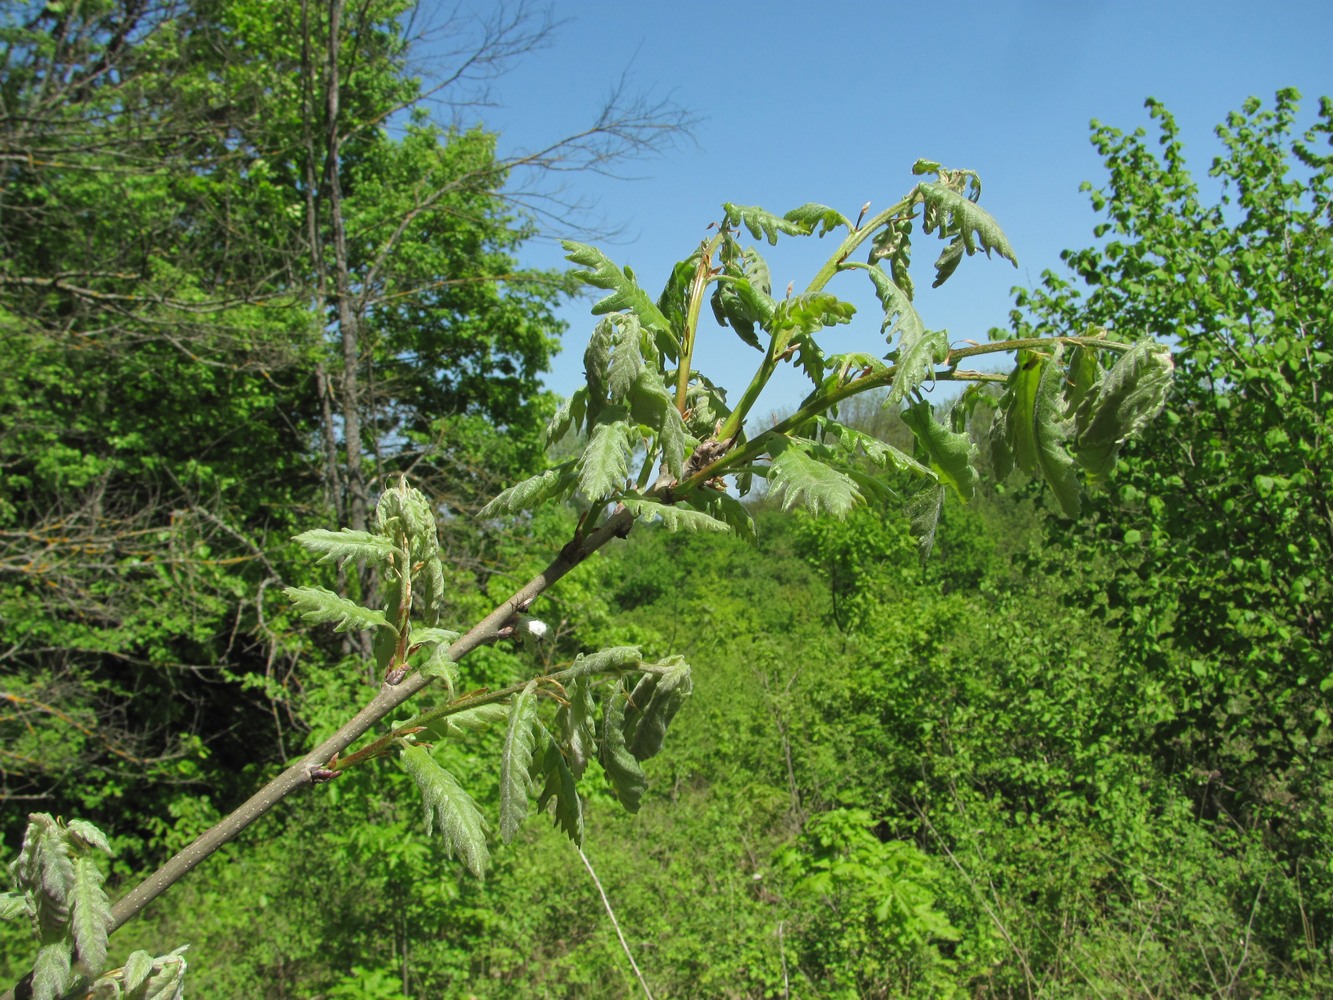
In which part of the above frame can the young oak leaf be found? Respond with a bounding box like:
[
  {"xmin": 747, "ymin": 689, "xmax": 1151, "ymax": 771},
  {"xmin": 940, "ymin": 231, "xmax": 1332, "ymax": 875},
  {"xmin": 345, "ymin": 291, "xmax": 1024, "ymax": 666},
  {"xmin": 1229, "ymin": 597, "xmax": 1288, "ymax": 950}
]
[{"xmin": 398, "ymin": 744, "xmax": 489, "ymax": 877}]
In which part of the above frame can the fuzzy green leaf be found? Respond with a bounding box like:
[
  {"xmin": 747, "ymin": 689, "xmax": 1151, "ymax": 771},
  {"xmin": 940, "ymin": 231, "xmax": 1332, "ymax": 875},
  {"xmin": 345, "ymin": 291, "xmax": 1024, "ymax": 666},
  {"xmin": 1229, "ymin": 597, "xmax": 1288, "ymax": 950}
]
[
  {"xmin": 622, "ymin": 497, "xmax": 732, "ymax": 533},
  {"xmin": 417, "ymin": 644, "xmax": 457, "ymax": 696},
  {"xmin": 1005, "ymin": 351, "xmax": 1044, "ymax": 474},
  {"xmin": 626, "ymin": 369, "xmax": 687, "ymax": 479},
  {"xmin": 557, "ymin": 678, "xmax": 598, "ymax": 780},
  {"xmin": 32, "ymin": 941, "xmax": 72, "ymax": 1000},
  {"xmin": 918, "ymin": 181, "xmax": 1018, "ymax": 284},
  {"xmin": 0, "ymin": 892, "xmax": 26, "ymax": 922},
  {"xmin": 478, "ymin": 464, "xmax": 575, "ymax": 518},
  {"xmin": 767, "ymin": 438, "xmax": 863, "ymax": 517},
  {"xmin": 766, "ymin": 293, "xmax": 856, "ymax": 357},
  {"xmin": 431, "ymin": 703, "xmax": 511, "ymax": 740},
  {"xmin": 689, "ymin": 488, "xmax": 757, "ymax": 542},
  {"xmin": 850, "ymin": 263, "xmax": 946, "ymax": 405},
  {"xmin": 543, "ymin": 389, "xmax": 588, "ymax": 448},
  {"xmin": 398, "ymin": 744, "xmax": 489, "ymax": 877},
  {"xmin": 656, "ymin": 255, "xmax": 698, "ymax": 357},
  {"xmin": 121, "ymin": 949, "xmax": 156, "ymax": 993},
  {"xmin": 292, "ymin": 528, "xmax": 398, "ymax": 567},
  {"xmin": 565, "ymin": 645, "xmax": 644, "ymax": 680},
  {"xmin": 138, "ymin": 948, "xmax": 188, "ymax": 1000},
  {"xmin": 283, "ymin": 586, "xmax": 392, "ymax": 634},
  {"xmin": 1033, "ymin": 359, "xmax": 1081, "ymax": 517},
  {"xmin": 606, "ymin": 313, "xmax": 646, "ymax": 402},
  {"xmin": 70, "ymin": 853, "xmax": 111, "ymax": 974},
  {"xmin": 813, "ymin": 416, "xmax": 932, "ymax": 479},
  {"xmin": 500, "ymin": 681, "xmax": 540, "ymax": 843},
  {"xmin": 1063, "ymin": 342, "xmax": 1101, "ymax": 414},
  {"xmin": 626, "ymin": 657, "xmax": 693, "ymax": 761},
  {"xmin": 1074, "ymin": 339, "xmax": 1174, "ymax": 477},
  {"xmin": 784, "ymin": 202, "xmax": 852, "ymax": 237},
  {"xmin": 64, "ymin": 821, "xmax": 112, "ymax": 856},
  {"xmin": 599, "ymin": 682, "xmax": 647, "ymax": 812},
  {"xmin": 563, "ymin": 241, "xmax": 673, "ymax": 336},
  {"xmin": 906, "ymin": 482, "xmax": 946, "ymax": 562},
  {"xmin": 576, "ymin": 416, "xmax": 634, "ymax": 502},
  {"xmin": 902, "ymin": 401, "xmax": 977, "ymax": 501},
  {"xmin": 723, "ymin": 203, "xmax": 809, "ymax": 244},
  {"xmin": 711, "ymin": 244, "xmax": 776, "ymax": 350},
  {"xmin": 537, "ymin": 741, "xmax": 584, "ymax": 846}
]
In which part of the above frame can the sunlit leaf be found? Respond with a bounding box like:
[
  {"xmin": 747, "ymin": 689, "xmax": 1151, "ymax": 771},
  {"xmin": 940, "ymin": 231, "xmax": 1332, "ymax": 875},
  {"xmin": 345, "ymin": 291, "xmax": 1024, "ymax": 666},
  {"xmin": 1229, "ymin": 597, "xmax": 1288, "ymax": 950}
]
[
  {"xmin": 1074, "ymin": 339, "xmax": 1174, "ymax": 476},
  {"xmin": 622, "ymin": 496, "xmax": 732, "ymax": 533},
  {"xmin": 906, "ymin": 482, "xmax": 946, "ymax": 562},
  {"xmin": 478, "ymin": 464, "xmax": 575, "ymax": 518},
  {"xmin": 723, "ymin": 203, "xmax": 809, "ymax": 244},
  {"xmin": 292, "ymin": 528, "xmax": 398, "ymax": 567},
  {"xmin": 576, "ymin": 415, "xmax": 635, "ymax": 502},
  {"xmin": 848, "ymin": 263, "xmax": 946, "ymax": 405},
  {"xmin": 783, "ymin": 202, "xmax": 851, "ymax": 237},
  {"xmin": 70, "ymin": 853, "xmax": 111, "ymax": 975},
  {"xmin": 901, "ymin": 401, "xmax": 977, "ymax": 501},
  {"xmin": 282, "ymin": 586, "xmax": 392, "ymax": 634},
  {"xmin": 563, "ymin": 241, "xmax": 673, "ymax": 338},
  {"xmin": 626, "ymin": 657, "xmax": 693, "ymax": 761},
  {"xmin": 766, "ymin": 438, "xmax": 863, "ymax": 517},
  {"xmin": 918, "ymin": 181, "xmax": 1017, "ymax": 286}
]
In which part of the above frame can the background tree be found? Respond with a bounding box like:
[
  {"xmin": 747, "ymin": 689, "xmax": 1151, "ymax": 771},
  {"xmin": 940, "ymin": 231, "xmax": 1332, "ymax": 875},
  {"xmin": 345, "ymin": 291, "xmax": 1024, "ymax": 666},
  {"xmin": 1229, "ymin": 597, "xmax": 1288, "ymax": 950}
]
[{"xmin": 0, "ymin": 0, "xmax": 683, "ymax": 859}]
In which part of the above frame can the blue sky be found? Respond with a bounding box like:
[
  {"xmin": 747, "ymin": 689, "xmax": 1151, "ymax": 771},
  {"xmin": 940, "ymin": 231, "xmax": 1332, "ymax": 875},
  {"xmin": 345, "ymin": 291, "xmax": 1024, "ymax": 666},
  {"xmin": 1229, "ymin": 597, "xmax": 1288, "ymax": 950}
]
[{"xmin": 445, "ymin": 0, "xmax": 1333, "ymax": 413}]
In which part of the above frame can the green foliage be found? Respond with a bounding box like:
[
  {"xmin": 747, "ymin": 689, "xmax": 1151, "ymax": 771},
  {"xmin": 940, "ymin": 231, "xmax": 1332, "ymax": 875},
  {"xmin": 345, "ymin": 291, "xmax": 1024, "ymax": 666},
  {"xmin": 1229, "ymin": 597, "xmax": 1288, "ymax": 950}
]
[
  {"xmin": 397, "ymin": 744, "xmax": 490, "ymax": 878},
  {"xmin": 3, "ymin": 815, "xmax": 187, "ymax": 999},
  {"xmin": 499, "ymin": 682, "xmax": 541, "ymax": 843}
]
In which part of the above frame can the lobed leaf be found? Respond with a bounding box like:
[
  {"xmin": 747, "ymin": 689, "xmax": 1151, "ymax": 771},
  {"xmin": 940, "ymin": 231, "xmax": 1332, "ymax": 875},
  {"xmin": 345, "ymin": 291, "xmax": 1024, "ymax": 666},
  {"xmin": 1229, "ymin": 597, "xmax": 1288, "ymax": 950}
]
[
  {"xmin": 432, "ymin": 703, "xmax": 511, "ymax": 739},
  {"xmin": 901, "ymin": 401, "xmax": 978, "ymax": 501},
  {"xmin": 626, "ymin": 657, "xmax": 693, "ymax": 761},
  {"xmin": 766, "ymin": 438, "xmax": 864, "ymax": 518},
  {"xmin": 283, "ymin": 586, "xmax": 392, "ymax": 634},
  {"xmin": 906, "ymin": 482, "xmax": 946, "ymax": 562},
  {"xmin": 849, "ymin": 263, "xmax": 946, "ymax": 405},
  {"xmin": 543, "ymin": 389, "xmax": 588, "ymax": 448},
  {"xmin": 292, "ymin": 528, "xmax": 398, "ymax": 567},
  {"xmin": 918, "ymin": 181, "xmax": 1018, "ymax": 285},
  {"xmin": 723, "ymin": 203, "xmax": 810, "ymax": 244},
  {"xmin": 783, "ymin": 202, "xmax": 852, "ymax": 237},
  {"xmin": 398, "ymin": 744, "xmax": 489, "ymax": 877},
  {"xmin": 124, "ymin": 949, "xmax": 156, "ymax": 992},
  {"xmin": 0, "ymin": 893, "xmax": 27, "ymax": 922},
  {"xmin": 813, "ymin": 416, "xmax": 932, "ymax": 479},
  {"xmin": 565, "ymin": 645, "xmax": 643, "ymax": 680},
  {"xmin": 563, "ymin": 241, "xmax": 673, "ymax": 337},
  {"xmin": 766, "ymin": 293, "xmax": 856, "ymax": 358},
  {"xmin": 557, "ymin": 678, "xmax": 598, "ymax": 780},
  {"xmin": 1033, "ymin": 359, "xmax": 1081, "ymax": 517},
  {"xmin": 499, "ymin": 681, "xmax": 540, "ymax": 843},
  {"xmin": 537, "ymin": 741, "xmax": 584, "ymax": 846},
  {"xmin": 689, "ymin": 487, "xmax": 757, "ymax": 542},
  {"xmin": 32, "ymin": 941, "xmax": 72, "ymax": 1000},
  {"xmin": 622, "ymin": 496, "xmax": 732, "ymax": 533},
  {"xmin": 626, "ymin": 369, "xmax": 687, "ymax": 479},
  {"xmin": 598, "ymin": 682, "xmax": 647, "ymax": 813},
  {"xmin": 710, "ymin": 244, "xmax": 776, "ymax": 351},
  {"xmin": 70, "ymin": 853, "xmax": 111, "ymax": 975},
  {"xmin": 576, "ymin": 416, "xmax": 635, "ymax": 502},
  {"xmin": 478, "ymin": 464, "xmax": 575, "ymax": 518},
  {"xmin": 64, "ymin": 821, "xmax": 112, "ymax": 856},
  {"xmin": 1073, "ymin": 339, "xmax": 1174, "ymax": 477}
]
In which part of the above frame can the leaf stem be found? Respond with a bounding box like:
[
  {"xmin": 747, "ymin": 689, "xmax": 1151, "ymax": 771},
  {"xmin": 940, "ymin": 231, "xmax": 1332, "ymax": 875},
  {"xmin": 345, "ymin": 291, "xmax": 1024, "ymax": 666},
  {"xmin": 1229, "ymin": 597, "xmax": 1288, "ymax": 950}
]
[{"xmin": 675, "ymin": 236, "xmax": 722, "ymax": 414}]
